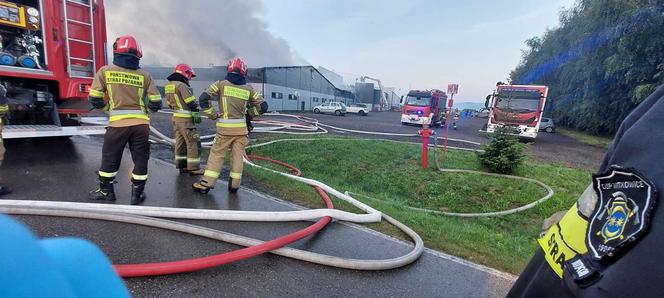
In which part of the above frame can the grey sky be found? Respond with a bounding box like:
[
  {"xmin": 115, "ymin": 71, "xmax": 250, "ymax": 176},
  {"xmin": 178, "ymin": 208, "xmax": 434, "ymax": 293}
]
[
  {"xmin": 105, "ymin": 0, "xmax": 574, "ymax": 102},
  {"xmin": 260, "ymin": 0, "xmax": 575, "ymax": 102}
]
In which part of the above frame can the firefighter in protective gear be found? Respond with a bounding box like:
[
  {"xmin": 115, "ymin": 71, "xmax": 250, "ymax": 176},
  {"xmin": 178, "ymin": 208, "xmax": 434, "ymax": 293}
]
[
  {"xmin": 453, "ymin": 108, "xmax": 460, "ymax": 130},
  {"xmin": 192, "ymin": 58, "xmax": 268, "ymax": 193},
  {"xmin": 165, "ymin": 64, "xmax": 204, "ymax": 175},
  {"xmin": 87, "ymin": 35, "xmax": 162, "ymax": 205},
  {"xmin": 441, "ymin": 108, "xmax": 448, "ymax": 127},
  {"xmin": 0, "ymin": 84, "xmax": 11, "ymax": 196}
]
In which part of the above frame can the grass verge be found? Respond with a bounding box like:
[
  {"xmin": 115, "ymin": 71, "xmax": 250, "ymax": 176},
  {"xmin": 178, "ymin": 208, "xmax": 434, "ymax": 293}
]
[
  {"xmin": 243, "ymin": 138, "xmax": 590, "ymax": 274},
  {"xmin": 558, "ymin": 128, "xmax": 613, "ymax": 149}
]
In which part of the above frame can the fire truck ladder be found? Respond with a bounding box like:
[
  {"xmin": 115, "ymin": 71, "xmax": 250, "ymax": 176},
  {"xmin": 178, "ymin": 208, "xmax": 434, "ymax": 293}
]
[
  {"xmin": 3, "ymin": 1, "xmax": 106, "ymax": 138},
  {"xmin": 62, "ymin": 0, "xmax": 96, "ymax": 79}
]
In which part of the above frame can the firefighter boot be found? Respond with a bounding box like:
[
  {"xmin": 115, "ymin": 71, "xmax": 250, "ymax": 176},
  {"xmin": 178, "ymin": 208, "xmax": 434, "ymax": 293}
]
[
  {"xmin": 177, "ymin": 160, "xmax": 188, "ymax": 174},
  {"xmin": 0, "ymin": 185, "xmax": 12, "ymax": 196},
  {"xmin": 228, "ymin": 177, "xmax": 241, "ymax": 193},
  {"xmin": 130, "ymin": 180, "xmax": 146, "ymax": 205},
  {"xmin": 88, "ymin": 178, "xmax": 116, "ymax": 201},
  {"xmin": 193, "ymin": 180, "xmax": 212, "ymax": 194}
]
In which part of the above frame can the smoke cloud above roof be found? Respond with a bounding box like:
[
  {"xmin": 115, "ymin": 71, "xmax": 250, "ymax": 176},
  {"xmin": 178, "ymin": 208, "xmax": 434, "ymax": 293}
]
[{"xmin": 105, "ymin": 0, "xmax": 305, "ymax": 67}]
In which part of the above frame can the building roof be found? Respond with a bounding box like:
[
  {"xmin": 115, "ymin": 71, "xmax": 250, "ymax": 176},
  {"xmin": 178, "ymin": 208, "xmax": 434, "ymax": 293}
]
[
  {"xmin": 144, "ymin": 65, "xmax": 351, "ymax": 98},
  {"xmin": 145, "ymin": 65, "xmax": 341, "ymax": 87}
]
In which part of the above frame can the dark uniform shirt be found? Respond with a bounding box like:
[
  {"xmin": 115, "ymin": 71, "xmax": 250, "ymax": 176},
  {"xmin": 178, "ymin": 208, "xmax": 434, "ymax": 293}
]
[{"xmin": 508, "ymin": 84, "xmax": 664, "ymax": 297}]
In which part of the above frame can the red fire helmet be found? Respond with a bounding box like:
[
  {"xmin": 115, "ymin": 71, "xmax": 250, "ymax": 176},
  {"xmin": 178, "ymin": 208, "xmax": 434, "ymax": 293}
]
[
  {"xmin": 113, "ymin": 34, "xmax": 142, "ymax": 58},
  {"xmin": 227, "ymin": 58, "xmax": 247, "ymax": 77},
  {"xmin": 174, "ymin": 64, "xmax": 196, "ymax": 79}
]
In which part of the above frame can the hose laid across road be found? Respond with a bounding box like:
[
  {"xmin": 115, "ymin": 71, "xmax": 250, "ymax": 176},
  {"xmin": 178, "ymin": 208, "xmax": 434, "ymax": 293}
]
[
  {"xmin": 263, "ymin": 112, "xmax": 482, "ymax": 146},
  {"xmin": 1, "ymin": 206, "xmax": 423, "ymax": 271},
  {"xmin": 113, "ymin": 155, "xmax": 335, "ymax": 277},
  {"xmin": 0, "ymin": 199, "xmax": 379, "ymax": 223},
  {"xmin": 0, "ymin": 155, "xmax": 424, "ymax": 275}
]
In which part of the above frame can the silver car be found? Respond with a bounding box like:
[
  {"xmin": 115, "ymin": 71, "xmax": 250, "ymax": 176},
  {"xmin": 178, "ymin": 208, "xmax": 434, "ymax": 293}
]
[
  {"xmin": 539, "ymin": 117, "xmax": 555, "ymax": 133},
  {"xmin": 313, "ymin": 102, "xmax": 347, "ymax": 116}
]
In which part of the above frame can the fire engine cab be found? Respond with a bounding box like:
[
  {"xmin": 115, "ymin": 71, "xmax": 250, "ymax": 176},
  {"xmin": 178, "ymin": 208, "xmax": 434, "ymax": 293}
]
[
  {"xmin": 401, "ymin": 89, "xmax": 448, "ymax": 126},
  {"xmin": 0, "ymin": 0, "xmax": 107, "ymax": 138},
  {"xmin": 484, "ymin": 83, "xmax": 549, "ymax": 140}
]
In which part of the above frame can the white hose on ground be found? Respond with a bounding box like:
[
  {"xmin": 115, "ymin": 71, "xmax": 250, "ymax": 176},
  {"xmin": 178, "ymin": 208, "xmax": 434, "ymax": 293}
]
[
  {"xmin": 431, "ymin": 132, "xmax": 554, "ymax": 217},
  {"xmin": 151, "ymin": 112, "xmax": 552, "ymax": 218},
  {"xmin": 244, "ymin": 136, "xmax": 554, "ymax": 218},
  {"xmin": 158, "ymin": 110, "xmax": 328, "ymax": 137},
  {"xmin": 0, "ymin": 200, "xmax": 380, "ymax": 223},
  {"xmin": 1, "ymin": 206, "xmax": 423, "ymax": 270},
  {"xmin": 4, "ymin": 110, "xmax": 545, "ymax": 272},
  {"xmin": 264, "ymin": 112, "xmax": 482, "ymax": 146},
  {"xmin": 149, "ymin": 127, "xmax": 383, "ymax": 220}
]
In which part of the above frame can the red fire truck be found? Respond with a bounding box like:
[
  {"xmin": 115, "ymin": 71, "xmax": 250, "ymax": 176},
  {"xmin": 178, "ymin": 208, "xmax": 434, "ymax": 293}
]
[
  {"xmin": 484, "ymin": 83, "xmax": 548, "ymax": 139},
  {"xmin": 0, "ymin": 0, "xmax": 107, "ymax": 138},
  {"xmin": 400, "ymin": 89, "xmax": 448, "ymax": 126}
]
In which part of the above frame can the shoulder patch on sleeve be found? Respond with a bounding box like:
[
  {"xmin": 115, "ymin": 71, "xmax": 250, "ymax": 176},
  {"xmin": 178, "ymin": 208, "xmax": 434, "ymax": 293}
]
[{"xmin": 586, "ymin": 166, "xmax": 657, "ymax": 260}]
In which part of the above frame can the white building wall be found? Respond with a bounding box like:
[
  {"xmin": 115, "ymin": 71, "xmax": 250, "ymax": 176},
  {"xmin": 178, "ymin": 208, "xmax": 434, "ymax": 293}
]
[
  {"xmin": 154, "ymin": 80, "xmax": 351, "ymax": 112},
  {"xmin": 262, "ymin": 83, "xmax": 347, "ymax": 112}
]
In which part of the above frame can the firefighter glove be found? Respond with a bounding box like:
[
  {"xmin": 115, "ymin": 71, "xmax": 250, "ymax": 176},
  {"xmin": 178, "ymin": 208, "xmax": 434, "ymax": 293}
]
[
  {"xmin": 148, "ymin": 100, "xmax": 162, "ymax": 112},
  {"xmin": 89, "ymin": 97, "xmax": 106, "ymax": 109},
  {"xmin": 192, "ymin": 112, "xmax": 202, "ymax": 124},
  {"xmin": 207, "ymin": 112, "xmax": 219, "ymax": 120},
  {"xmin": 259, "ymin": 101, "xmax": 269, "ymax": 114},
  {"xmin": 186, "ymin": 101, "xmax": 199, "ymax": 112},
  {"xmin": 246, "ymin": 114, "xmax": 254, "ymax": 132}
]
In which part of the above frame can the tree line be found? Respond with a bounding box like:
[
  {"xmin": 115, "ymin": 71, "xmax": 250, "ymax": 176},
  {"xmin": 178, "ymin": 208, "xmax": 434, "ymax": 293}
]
[{"xmin": 510, "ymin": 0, "xmax": 664, "ymax": 135}]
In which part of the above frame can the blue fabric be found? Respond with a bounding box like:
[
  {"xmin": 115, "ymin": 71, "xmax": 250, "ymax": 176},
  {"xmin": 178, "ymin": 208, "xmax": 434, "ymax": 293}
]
[{"xmin": 0, "ymin": 214, "xmax": 130, "ymax": 298}]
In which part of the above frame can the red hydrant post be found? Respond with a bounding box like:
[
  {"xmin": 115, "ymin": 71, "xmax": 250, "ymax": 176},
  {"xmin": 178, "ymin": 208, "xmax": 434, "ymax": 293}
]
[{"xmin": 419, "ymin": 124, "xmax": 432, "ymax": 169}]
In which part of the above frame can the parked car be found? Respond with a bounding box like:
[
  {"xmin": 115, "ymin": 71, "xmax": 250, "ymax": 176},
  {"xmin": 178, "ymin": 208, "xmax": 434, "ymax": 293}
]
[
  {"xmin": 346, "ymin": 103, "xmax": 370, "ymax": 116},
  {"xmin": 539, "ymin": 117, "xmax": 556, "ymax": 133},
  {"xmin": 476, "ymin": 108, "xmax": 490, "ymax": 118},
  {"xmin": 313, "ymin": 102, "xmax": 347, "ymax": 116}
]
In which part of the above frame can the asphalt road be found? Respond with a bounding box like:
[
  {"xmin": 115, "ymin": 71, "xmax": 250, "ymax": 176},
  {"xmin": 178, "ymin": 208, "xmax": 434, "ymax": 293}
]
[{"xmin": 1, "ymin": 136, "xmax": 515, "ymax": 297}]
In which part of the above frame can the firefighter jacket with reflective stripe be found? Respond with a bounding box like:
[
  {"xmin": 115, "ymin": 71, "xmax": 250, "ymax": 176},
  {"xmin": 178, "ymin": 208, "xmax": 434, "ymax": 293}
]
[
  {"xmin": 203, "ymin": 80, "xmax": 263, "ymax": 136},
  {"xmin": 165, "ymin": 81, "xmax": 196, "ymax": 121},
  {"xmin": 90, "ymin": 65, "xmax": 162, "ymax": 127}
]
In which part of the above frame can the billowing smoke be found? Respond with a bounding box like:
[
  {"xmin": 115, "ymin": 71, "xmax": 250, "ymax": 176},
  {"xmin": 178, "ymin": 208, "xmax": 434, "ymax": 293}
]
[{"xmin": 105, "ymin": 0, "xmax": 305, "ymax": 67}]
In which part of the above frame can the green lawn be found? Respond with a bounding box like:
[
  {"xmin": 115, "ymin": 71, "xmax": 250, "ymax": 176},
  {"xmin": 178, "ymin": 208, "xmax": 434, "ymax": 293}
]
[
  {"xmin": 558, "ymin": 128, "xmax": 613, "ymax": 149},
  {"xmin": 243, "ymin": 138, "xmax": 591, "ymax": 274}
]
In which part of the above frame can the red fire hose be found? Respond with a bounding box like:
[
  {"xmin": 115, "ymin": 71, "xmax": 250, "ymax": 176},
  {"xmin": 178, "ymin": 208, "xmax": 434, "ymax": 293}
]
[{"xmin": 114, "ymin": 154, "xmax": 333, "ymax": 277}]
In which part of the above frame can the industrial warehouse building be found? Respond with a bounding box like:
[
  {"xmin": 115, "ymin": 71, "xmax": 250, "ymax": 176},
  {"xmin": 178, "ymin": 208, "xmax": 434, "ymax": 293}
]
[{"xmin": 144, "ymin": 65, "xmax": 354, "ymax": 112}]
